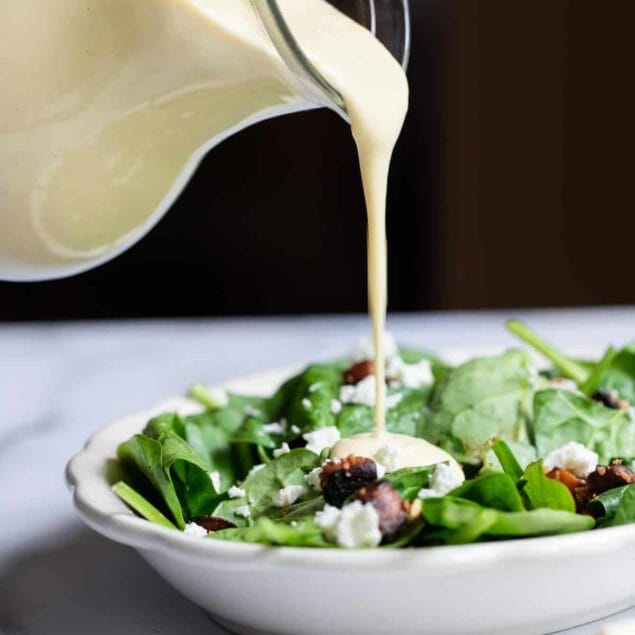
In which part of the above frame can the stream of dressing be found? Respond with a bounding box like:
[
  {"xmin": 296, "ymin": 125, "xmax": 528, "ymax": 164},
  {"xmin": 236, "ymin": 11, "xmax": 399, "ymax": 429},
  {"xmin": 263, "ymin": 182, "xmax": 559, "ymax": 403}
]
[{"xmin": 283, "ymin": 2, "xmax": 458, "ymax": 469}]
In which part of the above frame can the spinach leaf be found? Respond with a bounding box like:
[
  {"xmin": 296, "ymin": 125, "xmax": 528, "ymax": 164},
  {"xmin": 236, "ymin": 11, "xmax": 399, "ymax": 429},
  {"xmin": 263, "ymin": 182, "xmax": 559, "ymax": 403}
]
[
  {"xmin": 451, "ymin": 472, "xmax": 525, "ymax": 512},
  {"xmin": 286, "ymin": 364, "xmax": 343, "ymax": 433},
  {"xmin": 144, "ymin": 413, "xmax": 186, "ymax": 439},
  {"xmin": 385, "ymin": 466, "xmax": 434, "ymax": 501},
  {"xmin": 256, "ymin": 516, "xmax": 331, "ymax": 547},
  {"xmin": 599, "ymin": 484, "xmax": 635, "ymax": 527},
  {"xmin": 336, "ymin": 387, "xmax": 429, "ymax": 438},
  {"xmin": 422, "ymin": 496, "xmax": 593, "ymax": 540},
  {"xmin": 117, "ymin": 434, "xmax": 186, "ymax": 528},
  {"xmin": 533, "ymin": 389, "xmax": 635, "ymax": 464},
  {"xmin": 111, "ymin": 481, "xmax": 177, "ymax": 529},
  {"xmin": 591, "ymin": 344, "xmax": 635, "ymax": 404},
  {"xmin": 491, "ymin": 439, "xmax": 523, "ymax": 481},
  {"xmin": 521, "ymin": 460, "xmax": 575, "ymax": 512},
  {"xmin": 212, "ymin": 449, "xmax": 320, "ymax": 526},
  {"xmin": 425, "ymin": 350, "xmax": 534, "ymax": 463},
  {"xmin": 587, "ymin": 484, "xmax": 632, "ymax": 521}
]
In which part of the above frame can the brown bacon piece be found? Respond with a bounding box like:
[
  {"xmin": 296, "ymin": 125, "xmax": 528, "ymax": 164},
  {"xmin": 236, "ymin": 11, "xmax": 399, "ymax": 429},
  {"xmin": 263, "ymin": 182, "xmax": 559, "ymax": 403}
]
[
  {"xmin": 320, "ymin": 455, "xmax": 378, "ymax": 507},
  {"xmin": 192, "ymin": 516, "xmax": 236, "ymax": 532},
  {"xmin": 354, "ymin": 480, "xmax": 407, "ymax": 541}
]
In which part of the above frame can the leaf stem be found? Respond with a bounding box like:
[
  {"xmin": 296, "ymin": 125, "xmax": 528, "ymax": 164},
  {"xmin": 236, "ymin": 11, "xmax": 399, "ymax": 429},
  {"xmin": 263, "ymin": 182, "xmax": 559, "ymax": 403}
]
[
  {"xmin": 507, "ymin": 319, "xmax": 588, "ymax": 385},
  {"xmin": 112, "ymin": 481, "xmax": 177, "ymax": 529}
]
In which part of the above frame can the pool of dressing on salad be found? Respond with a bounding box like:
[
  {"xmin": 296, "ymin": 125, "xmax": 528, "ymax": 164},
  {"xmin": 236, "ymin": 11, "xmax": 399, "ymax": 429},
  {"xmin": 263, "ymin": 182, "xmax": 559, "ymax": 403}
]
[{"xmin": 1, "ymin": 0, "xmax": 453, "ymax": 468}]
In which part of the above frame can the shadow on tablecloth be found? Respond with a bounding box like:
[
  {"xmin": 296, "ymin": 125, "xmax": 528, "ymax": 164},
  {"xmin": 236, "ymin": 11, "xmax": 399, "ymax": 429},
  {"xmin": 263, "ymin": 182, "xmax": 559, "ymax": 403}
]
[{"xmin": 0, "ymin": 526, "xmax": 226, "ymax": 635}]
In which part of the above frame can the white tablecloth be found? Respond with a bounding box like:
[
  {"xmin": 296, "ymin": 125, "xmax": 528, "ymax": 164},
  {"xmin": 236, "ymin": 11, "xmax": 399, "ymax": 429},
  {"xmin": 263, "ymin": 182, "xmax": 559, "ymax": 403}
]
[{"xmin": 1, "ymin": 308, "xmax": 633, "ymax": 634}]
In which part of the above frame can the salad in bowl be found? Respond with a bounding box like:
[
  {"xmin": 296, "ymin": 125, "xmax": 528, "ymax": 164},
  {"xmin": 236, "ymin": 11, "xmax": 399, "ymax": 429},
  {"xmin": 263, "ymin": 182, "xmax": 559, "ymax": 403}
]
[{"xmin": 108, "ymin": 320, "xmax": 635, "ymax": 549}]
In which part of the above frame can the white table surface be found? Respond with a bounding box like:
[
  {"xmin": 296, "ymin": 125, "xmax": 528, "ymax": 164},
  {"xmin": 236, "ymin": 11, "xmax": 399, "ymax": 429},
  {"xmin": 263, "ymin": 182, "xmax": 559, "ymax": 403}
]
[{"xmin": 1, "ymin": 307, "xmax": 634, "ymax": 635}]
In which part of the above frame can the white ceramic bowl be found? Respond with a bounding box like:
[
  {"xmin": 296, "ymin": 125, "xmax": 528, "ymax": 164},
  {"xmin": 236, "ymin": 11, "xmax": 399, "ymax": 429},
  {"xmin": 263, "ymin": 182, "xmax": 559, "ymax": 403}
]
[{"xmin": 66, "ymin": 366, "xmax": 635, "ymax": 635}]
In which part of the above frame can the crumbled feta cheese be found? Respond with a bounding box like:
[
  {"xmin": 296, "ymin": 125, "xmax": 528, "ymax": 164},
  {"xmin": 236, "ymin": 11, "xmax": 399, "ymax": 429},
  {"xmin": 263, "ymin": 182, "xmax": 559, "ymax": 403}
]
[
  {"xmin": 291, "ymin": 424, "xmax": 301, "ymax": 435},
  {"xmin": 330, "ymin": 399, "xmax": 342, "ymax": 415},
  {"xmin": 374, "ymin": 444, "xmax": 400, "ymax": 473},
  {"xmin": 418, "ymin": 462, "xmax": 465, "ymax": 499},
  {"xmin": 184, "ymin": 522, "xmax": 208, "ymax": 537},
  {"xmin": 302, "ymin": 397, "xmax": 312, "ymax": 409},
  {"xmin": 385, "ymin": 392, "xmax": 403, "ymax": 409},
  {"xmin": 272, "ymin": 485, "xmax": 304, "ymax": 507},
  {"xmin": 235, "ymin": 505, "xmax": 251, "ymax": 518},
  {"xmin": 315, "ymin": 505, "xmax": 342, "ymax": 541},
  {"xmin": 244, "ymin": 405, "xmax": 262, "ymax": 417},
  {"xmin": 308, "ymin": 382, "xmax": 322, "ymax": 393},
  {"xmin": 228, "ymin": 485, "xmax": 246, "ymax": 499},
  {"xmin": 353, "ymin": 332, "xmax": 398, "ymax": 362},
  {"xmin": 262, "ymin": 421, "xmax": 286, "ymax": 435},
  {"xmin": 273, "ymin": 442, "xmax": 291, "ymax": 458},
  {"xmin": 335, "ymin": 501, "xmax": 382, "ymax": 548},
  {"xmin": 395, "ymin": 358, "xmax": 434, "ymax": 388},
  {"xmin": 303, "ymin": 426, "xmax": 341, "ymax": 455},
  {"xmin": 305, "ymin": 467, "xmax": 323, "ymax": 491},
  {"xmin": 248, "ymin": 463, "xmax": 266, "ymax": 476},
  {"xmin": 549, "ymin": 377, "xmax": 580, "ymax": 393},
  {"xmin": 340, "ymin": 375, "xmax": 379, "ymax": 407},
  {"xmin": 208, "ymin": 470, "xmax": 222, "ymax": 493},
  {"xmin": 543, "ymin": 441, "xmax": 598, "ymax": 478},
  {"xmin": 374, "ymin": 461, "xmax": 386, "ymax": 479}
]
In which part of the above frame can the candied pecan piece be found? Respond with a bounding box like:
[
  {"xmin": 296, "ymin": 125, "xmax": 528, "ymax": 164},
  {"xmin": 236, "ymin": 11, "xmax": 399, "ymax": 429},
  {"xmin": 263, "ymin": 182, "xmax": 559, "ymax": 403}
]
[
  {"xmin": 546, "ymin": 467, "xmax": 589, "ymax": 512},
  {"xmin": 546, "ymin": 467, "xmax": 584, "ymax": 492},
  {"xmin": 320, "ymin": 455, "xmax": 378, "ymax": 507},
  {"xmin": 344, "ymin": 360, "xmax": 375, "ymax": 385},
  {"xmin": 354, "ymin": 480, "xmax": 407, "ymax": 541},
  {"xmin": 192, "ymin": 516, "xmax": 236, "ymax": 532},
  {"xmin": 592, "ymin": 389, "xmax": 630, "ymax": 410},
  {"xmin": 587, "ymin": 460, "xmax": 635, "ymax": 496}
]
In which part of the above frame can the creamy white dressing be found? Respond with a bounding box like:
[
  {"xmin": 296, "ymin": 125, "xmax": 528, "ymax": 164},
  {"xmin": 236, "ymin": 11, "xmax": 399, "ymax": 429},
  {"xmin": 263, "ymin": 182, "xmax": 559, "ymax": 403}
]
[
  {"xmin": 331, "ymin": 432, "xmax": 461, "ymax": 472},
  {"xmin": 1, "ymin": 0, "xmax": 447, "ymax": 466}
]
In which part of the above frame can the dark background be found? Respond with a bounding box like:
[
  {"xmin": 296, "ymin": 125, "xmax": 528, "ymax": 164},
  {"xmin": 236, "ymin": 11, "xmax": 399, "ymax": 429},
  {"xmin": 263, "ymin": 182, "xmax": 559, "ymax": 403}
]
[{"xmin": 2, "ymin": 0, "xmax": 634, "ymax": 321}]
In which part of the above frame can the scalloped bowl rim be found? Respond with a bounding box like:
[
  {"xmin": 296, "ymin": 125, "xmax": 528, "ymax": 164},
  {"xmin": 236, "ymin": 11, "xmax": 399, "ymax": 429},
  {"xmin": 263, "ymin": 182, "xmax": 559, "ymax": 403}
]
[{"xmin": 66, "ymin": 363, "xmax": 635, "ymax": 572}]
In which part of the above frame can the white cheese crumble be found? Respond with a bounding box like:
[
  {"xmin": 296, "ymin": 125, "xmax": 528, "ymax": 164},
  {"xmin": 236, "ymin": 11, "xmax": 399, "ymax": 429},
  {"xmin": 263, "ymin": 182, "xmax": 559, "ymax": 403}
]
[
  {"xmin": 374, "ymin": 461, "xmax": 386, "ymax": 479},
  {"xmin": 244, "ymin": 405, "xmax": 262, "ymax": 418},
  {"xmin": 303, "ymin": 426, "xmax": 341, "ymax": 455},
  {"xmin": 386, "ymin": 356, "xmax": 434, "ymax": 388},
  {"xmin": 262, "ymin": 421, "xmax": 286, "ymax": 435},
  {"xmin": 374, "ymin": 444, "xmax": 400, "ymax": 473},
  {"xmin": 302, "ymin": 397, "xmax": 312, "ymax": 409},
  {"xmin": 316, "ymin": 501, "xmax": 382, "ymax": 548},
  {"xmin": 235, "ymin": 505, "xmax": 251, "ymax": 518},
  {"xmin": 291, "ymin": 424, "xmax": 301, "ymax": 435},
  {"xmin": 549, "ymin": 377, "xmax": 580, "ymax": 393},
  {"xmin": 305, "ymin": 466, "xmax": 323, "ymax": 491},
  {"xmin": 228, "ymin": 485, "xmax": 246, "ymax": 499},
  {"xmin": 340, "ymin": 375, "xmax": 378, "ymax": 407},
  {"xmin": 543, "ymin": 441, "xmax": 598, "ymax": 478},
  {"xmin": 273, "ymin": 442, "xmax": 291, "ymax": 458},
  {"xmin": 184, "ymin": 522, "xmax": 208, "ymax": 537},
  {"xmin": 308, "ymin": 382, "xmax": 323, "ymax": 393},
  {"xmin": 330, "ymin": 398, "xmax": 343, "ymax": 415},
  {"xmin": 208, "ymin": 470, "xmax": 222, "ymax": 493},
  {"xmin": 418, "ymin": 462, "xmax": 465, "ymax": 499},
  {"xmin": 248, "ymin": 463, "xmax": 266, "ymax": 476},
  {"xmin": 272, "ymin": 485, "xmax": 304, "ymax": 507},
  {"xmin": 353, "ymin": 332, "xmax": 398, "ymax": 362}
]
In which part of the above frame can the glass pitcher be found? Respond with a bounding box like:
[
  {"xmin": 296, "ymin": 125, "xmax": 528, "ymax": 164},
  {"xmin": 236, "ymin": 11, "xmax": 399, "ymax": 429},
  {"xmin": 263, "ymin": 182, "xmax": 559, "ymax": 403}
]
[{"xmin": 0, "ymin": 0, "xmax": 409, "ymax": 282}]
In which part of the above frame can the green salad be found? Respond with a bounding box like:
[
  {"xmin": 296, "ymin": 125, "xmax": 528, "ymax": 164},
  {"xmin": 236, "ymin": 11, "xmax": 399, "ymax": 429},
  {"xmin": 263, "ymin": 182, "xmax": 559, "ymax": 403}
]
[{"xmin": 112, "ymin": 320, "xmax": 635, "ymax": 548}]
